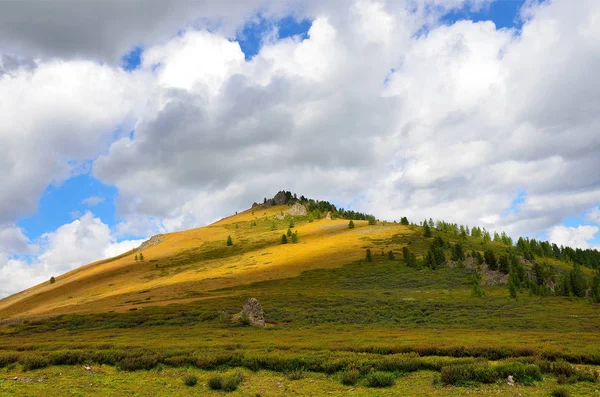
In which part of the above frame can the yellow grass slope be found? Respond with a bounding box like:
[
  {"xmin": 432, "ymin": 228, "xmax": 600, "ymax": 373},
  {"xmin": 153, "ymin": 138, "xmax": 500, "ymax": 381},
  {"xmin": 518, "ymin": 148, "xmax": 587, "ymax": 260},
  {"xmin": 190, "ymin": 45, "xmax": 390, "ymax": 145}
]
[{"xmin": 0, "ymin": 205, "xmax": 413, "ymax": 319}]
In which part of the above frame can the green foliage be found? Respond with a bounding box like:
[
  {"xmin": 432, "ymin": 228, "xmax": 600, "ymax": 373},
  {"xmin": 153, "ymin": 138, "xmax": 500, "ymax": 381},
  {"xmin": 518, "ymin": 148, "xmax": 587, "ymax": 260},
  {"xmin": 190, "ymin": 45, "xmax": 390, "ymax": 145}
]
[
  {"xmin": 281, "ymin": 234, "xmax": 288, "ymax": 244},
  {"xmin": 364, "ymin": 371, "xmax": 395, "ymax": 388},
  {"xmin": 387, "ymin": 250, "xmax": 395, "ymax": 260},
  {"xmin": 271, "ymin": 221, "xmax": 276, "ymax": 231},
  {"xmin": 366, "ymin": 249, "xmax": 373, "ymax": 262},
  {"xmin": 291, "ymin": 231, "xmax": 298, "ymax": 244},
  {"xmin": 440, "ymin": 362, "xmax": 542, "ymax": 386},
  {"xmin": 227, "ymin": 235, "xmax": 233, "ymax": 246},
  {"xmin": 451, "ymin": 243, "xmax": 465, "ymax": 261},
  {"xmin": 498, "ymin": 255, "xmax": 509, "ymax": 274},
  {"xmin": 183, "ymin": 374, "xmax": 198, "ymax": 386},
  {"xmin": 403, "ymin": 247, "xmax": 418, "ymax": 268},
  {"xmin": 508, "ymin": 276, "xmax": 518, "ymax": 299},
  {"xmin": 289, "ymin": 219, "xmax": 295, "ymax": 228},
  {"xmin": 139, "ymin": 252, "xmax": 144, "ymax": 261},
  {"xmin": 367, "ymin": 215, "xmax": 377, "ymax": 225},
  {"xmin": 208, "ymin": 371, "xmax": 244, "ymax": 391},
  {"xmin": 569, "ymin": 264, "xmax": 588, "ymax": 297},
  {"xmin": 551, "ymin": 388, "xmax": 570, "ymax": 397},
  {"xmin": 425, "ymin": 243, "xmax": 445, "ymax": 269},
  {"xmin": 471, "ymin": 272, "xmax": 485, "ymax": 298},
  {"xmin": 287, "ymin": 228, "xmax": 293, "ymax": 237},
  {"xmin": 50, "ymin": 276, "xmax": 56, "ymax": 284},
  {"xmin": 286, "ymin": 369, "xmax": 304, "ymax": 380},
  {"xmin": 484, "ymin": 250, "xmax": 497, "ymax": 271},
  {"xmin": 423, "ymin": 221, "xmax": 432, "ymax": 237},
  {"xmin": 348, "ymin": 220, "xmax": 354, "ymax": 229},
  {"xmin": 400, "ymin": 216, "xmax": 409, "ymax": 225},
  {"xmin": 239, "ymin": 312, "xmax": 251, "ymax": 326},
  {"xmin": 134, "ymin": 255, "xmax": 138, "ymax": 261},
  {"xmin": 340, "ymin": 369, "xmax": 360, "ymax": 385}
]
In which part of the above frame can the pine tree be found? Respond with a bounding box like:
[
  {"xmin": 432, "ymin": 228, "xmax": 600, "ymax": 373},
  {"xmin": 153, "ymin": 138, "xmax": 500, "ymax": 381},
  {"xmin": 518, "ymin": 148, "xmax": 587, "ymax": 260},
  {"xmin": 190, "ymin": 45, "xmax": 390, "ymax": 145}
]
[
  {"xmin": 498, "ymin": 255, "xmax": 509, "ymax": 274},
  {"xmin": 400, "ymin": 217, "xmax": 409, "ymax": 225},
  {"xmin": 291, "ymin": 231, "xmax": 298, "ymax": 244},
  {"xmin": 139, "ymin": 252, "xmax": 144, "ymax": 261},
  {"xmin": 348, "ymin": 220, "xmax": 355, "ymax": 229},
  {"xmin": 289, "ymin": 219, "xmax": 295, "ymax": 228},
  {"xmin": 508, "ymin": 276, "xmax": 518, "ymax": 298},
  {"xmin": 281, "ymin": 234, "xmax": 288, "ymax": 244},
  {"xmin": 271, "ymin": 221, "xmax": 276, "ymax": 231},
  {"xmin": 387, "ymin": 250, "xmax": 395, "ymax": 260},
  {"xmin": 287, "ymin": 228, "xmax": 293, "ymax": 237},
  {"xmin": 50, "ymin": 276, "xmax": 56, "ymax": 284},
  {"xmin": 366, "ymin": 249, "xmax": 373, "ymax": 262},
  {"xmin": 484, "ymin": 249, "xmax": 497, "ymax": 270},
  {"xmin": 135, "ymin": 254, "xmax": 138, "ymax": 261},
  {"xmin": 423, "ymin": 222, "xmax": 432, "ymax": 237},
  {"xmin": 227, "ymin": 235, "xmax": 233, "ymax": 246},
  {"xmin": 451, "ymin": 243, "xmax": 465, "ymax": 261}
]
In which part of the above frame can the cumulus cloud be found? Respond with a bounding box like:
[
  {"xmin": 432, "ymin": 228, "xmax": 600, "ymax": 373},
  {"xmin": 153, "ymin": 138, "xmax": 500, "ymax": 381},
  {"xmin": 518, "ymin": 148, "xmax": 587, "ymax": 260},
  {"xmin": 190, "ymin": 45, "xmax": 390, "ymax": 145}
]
[
  {"xmin": 0, "ymin": 213, "xmax": 146, "ymax": 297},
  {"xmin": 2, "ymin": 0, "xmax": 600, "ymax": 296},
  {"xmin": 549, "ymin": 225, "xmax": 599, "ymax": 250},
  {"xmin": 587, "ymin": 207, "xmax": 600, "ymax": 225}
]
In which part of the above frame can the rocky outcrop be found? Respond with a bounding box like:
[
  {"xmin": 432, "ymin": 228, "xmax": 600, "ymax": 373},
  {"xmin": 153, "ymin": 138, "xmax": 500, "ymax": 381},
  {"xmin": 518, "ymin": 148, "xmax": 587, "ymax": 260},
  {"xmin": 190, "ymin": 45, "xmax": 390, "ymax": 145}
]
[
  {"xmin": 288, "ymin": 203, "xmax": 307, "ymax": 216},
  {"xmin": 325, "ymin": 211, "xmax": 332, "ymax": 220},
  {"xmin": 138, "ymin": 235, "xmax": 165, "ymax": 251},
  {"xmin": 240, "ymin": 298, "xmax": 266, "ymax": 327}
]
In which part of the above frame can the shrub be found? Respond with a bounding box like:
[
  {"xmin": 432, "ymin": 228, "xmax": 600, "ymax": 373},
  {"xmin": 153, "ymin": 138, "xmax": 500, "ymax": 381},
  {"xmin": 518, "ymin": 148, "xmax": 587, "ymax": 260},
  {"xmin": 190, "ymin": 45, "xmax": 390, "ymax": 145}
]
[
  {"xmin": 551, "ymin": 387, "xmax": 570, "ymax": 397},
  {"xmin": 21, "ymin": 354, "xmax": 50, "ymax": 371},
  {"xmin": 183, "ymin": 374, "xmax": 198, "ymax": 387},
  {"xmin": 0, "ymin": 353, "xmax": 19, "ymax": 368},
  {"xmin": 117, "ymin": 354, "xmax": 158, "ymax": 371},
  {"xmin": 340, "ymin": 369, "xmax": 360, "ymax": 385},
  {"xmin": 50, "ymin": 276, "xmax": 56, "ymax": 284},
  {"xmin": 366, "ymin": 249, "xmax": 373, "ymax": 262},
  {"xmin": 286, "ymin": 369, "xmax": 304, "ymax": 380},
  {"xmin": 49, "ymin": 350, "xmax": 87, "ymax": 366},
  {"xmin": 227, "ymin": 235, "xmax": 233, "ymax": 246},
  {"xmin": 364, "ymin": 371, "xmax": 395, "ymax": 388},
  {"xmin": 281, "ymin": 234, "xmax": 288, "ymax": 244},
  {"xmin": 208, "ymin": 375, "xmax": 224, "ymax": 390},
  {"xmin": 348, "ymin": 220, "xmax": 354, "ymax": 229}
]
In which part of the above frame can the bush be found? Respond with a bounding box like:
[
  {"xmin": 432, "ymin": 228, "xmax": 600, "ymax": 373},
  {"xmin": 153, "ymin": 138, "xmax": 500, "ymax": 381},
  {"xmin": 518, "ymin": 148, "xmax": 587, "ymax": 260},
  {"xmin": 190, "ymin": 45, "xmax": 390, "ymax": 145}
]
[
  {"xmin": 340, "ymin": 369, "xmax": 360, "ymax": 385},
  {"xmin": 183, "ymin": 374, "xmax": 198, "ymax": 387},
  {"xmin": 117, "ymin": 354, "xmax": 158, "ymax": 371},
  {"xmin": 21, "ymin": 354, "xmax": 50, "ymax": 371},
  {"xmin": 364, "ymin": 371, "xmax": 395, "ymax": 388},
  {"xmin": 286, "ymin": 369, "xmax": 304, "ymax": 380},
  {"xmin": 551, "ymin": 387, "xmax": 570, "ymax": 397},
  {"xmin": 208, "ymin": 371, "xmax": 244, "ymax": 392},
  {"xmin": 0, "ymin": 353, "xmax": 19, "ymax": 368}
]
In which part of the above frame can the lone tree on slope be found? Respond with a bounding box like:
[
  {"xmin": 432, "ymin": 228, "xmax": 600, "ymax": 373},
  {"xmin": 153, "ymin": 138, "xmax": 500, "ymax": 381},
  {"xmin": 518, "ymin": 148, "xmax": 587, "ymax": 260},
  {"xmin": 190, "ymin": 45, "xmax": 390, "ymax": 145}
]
[
  {"xmin": 227, "ymin": 235, "xmax": 233, "ymax": 246},
  {"xmin": 348, "ymin": 220, "xmax": 355, "ymax": 229}
]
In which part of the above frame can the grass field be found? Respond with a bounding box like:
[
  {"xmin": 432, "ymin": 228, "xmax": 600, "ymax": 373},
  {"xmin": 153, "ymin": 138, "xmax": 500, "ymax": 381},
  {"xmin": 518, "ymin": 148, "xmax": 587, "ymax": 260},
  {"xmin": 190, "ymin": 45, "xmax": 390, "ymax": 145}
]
[{"xmin": 1, "ymin": 204, "xmax": 599, "ymax": 395}]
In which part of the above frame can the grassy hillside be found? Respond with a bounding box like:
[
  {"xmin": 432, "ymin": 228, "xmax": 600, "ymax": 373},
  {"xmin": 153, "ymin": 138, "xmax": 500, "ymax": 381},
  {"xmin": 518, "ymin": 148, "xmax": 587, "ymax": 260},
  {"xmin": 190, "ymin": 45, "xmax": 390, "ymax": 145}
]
[{"xmin": 1, "ymin": 201, "xmax": 600, "ymax": 396}]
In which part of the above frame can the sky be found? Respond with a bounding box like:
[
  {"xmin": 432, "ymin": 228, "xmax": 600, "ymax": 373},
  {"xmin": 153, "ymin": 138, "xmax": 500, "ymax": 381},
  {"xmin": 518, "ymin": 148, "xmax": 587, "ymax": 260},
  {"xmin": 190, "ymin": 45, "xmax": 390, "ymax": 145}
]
[{"xmin": 1, "ymin": 0, "xmax": 599, "ymax": 298}]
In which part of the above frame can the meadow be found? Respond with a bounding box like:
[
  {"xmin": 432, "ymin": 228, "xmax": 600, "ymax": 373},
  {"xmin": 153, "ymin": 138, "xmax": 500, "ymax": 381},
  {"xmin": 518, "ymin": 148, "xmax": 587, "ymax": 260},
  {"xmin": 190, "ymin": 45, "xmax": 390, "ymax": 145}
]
[{"xmin": 1, "ymin": 204, "xmax": 599, "ymax": 395}]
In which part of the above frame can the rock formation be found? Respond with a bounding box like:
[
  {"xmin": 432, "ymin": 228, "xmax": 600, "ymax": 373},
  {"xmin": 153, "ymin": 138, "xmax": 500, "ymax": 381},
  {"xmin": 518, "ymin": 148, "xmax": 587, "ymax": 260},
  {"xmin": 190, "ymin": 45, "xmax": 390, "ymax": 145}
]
[
  {"xmin": 240, "ymin": 298, "xmax": 266, "ymax": 327},
  {"xmin": 287, "ymin": 203, "xmax": 307, "ymax": 216}
]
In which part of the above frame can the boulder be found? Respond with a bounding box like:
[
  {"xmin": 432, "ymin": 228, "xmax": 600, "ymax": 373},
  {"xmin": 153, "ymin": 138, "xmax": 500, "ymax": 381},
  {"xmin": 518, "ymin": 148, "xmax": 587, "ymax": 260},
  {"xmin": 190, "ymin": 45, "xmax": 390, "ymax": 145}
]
[
  {"xmin": 288, "ymin": 203, "xmax": 307, "ymax": 216},
  {"xmin": 273, "ymin": 191, "xmax": 287, "ymax": 205},
  {"xmin": 240, "ymin": 298, "xmax": 266, "ymax": 327},
  {"xmin": 325, "ymin": 211, "xmax": 332, "ymax": 220}
]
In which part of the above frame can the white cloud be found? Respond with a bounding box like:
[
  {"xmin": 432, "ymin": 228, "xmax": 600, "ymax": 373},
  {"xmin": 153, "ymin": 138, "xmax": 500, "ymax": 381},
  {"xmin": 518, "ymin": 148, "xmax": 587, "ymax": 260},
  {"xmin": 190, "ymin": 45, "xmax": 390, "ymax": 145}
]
[
  {"xmin": 587, "ymin": 207, "xmax": 600, "ymax": 225},
  {"xmin": 0, "ymin": 213, "xmax": 148, "ymax": 297},
  {"xmin": 82, "ymin": 196, "xmax": 105, "ymax": 207},
  {"xmin": 549, "ymin": 225, "xmax": 599, "ymax": 250}
]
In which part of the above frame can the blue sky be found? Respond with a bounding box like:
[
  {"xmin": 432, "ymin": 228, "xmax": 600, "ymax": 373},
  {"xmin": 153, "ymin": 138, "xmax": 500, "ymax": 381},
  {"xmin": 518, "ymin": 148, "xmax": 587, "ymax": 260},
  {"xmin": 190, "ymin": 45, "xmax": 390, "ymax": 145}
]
[{"xmin": 9, "ymin": 0, "xmax": 600, "ymax": 251}]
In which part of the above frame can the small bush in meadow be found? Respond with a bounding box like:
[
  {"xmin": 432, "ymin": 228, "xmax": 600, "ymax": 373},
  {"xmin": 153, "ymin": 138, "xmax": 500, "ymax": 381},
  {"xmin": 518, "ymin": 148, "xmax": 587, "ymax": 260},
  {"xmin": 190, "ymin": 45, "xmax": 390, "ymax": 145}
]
[
  {"xmin": 21, "ymin": 354, "xmax": 50, "ymax": 371},
  {"xmin": 208, "ymin": 371, "xmax": 244, "ymax": 392},
  {"xmin": 364, "ymin": 371, "xmax": 395, "ymax": 388},
  {"xmin": 183, "ymin": 374, "xmax": 198, "ymax": 386},
  {"xmin": 286, "ymin": 369, "xmax": 304, "ymax": 380},
  {"xmin": 551, "ymin": 387, "xmax": 570, "ymax": 397},
  {"xmin": 340, "ymin": 369, "xmax": 360, "ymax": 385},
  {"xmin": 208, "ymin": 375, "xmax": 224, "ymax": 390}
]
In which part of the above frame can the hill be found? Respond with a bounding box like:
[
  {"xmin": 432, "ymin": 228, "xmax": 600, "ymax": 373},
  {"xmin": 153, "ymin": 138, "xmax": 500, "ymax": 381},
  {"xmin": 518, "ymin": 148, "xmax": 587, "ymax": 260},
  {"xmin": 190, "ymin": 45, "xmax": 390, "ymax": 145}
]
[{"xmin": 1, "ymin": 192, "xmax": 600, "ymax": 396}]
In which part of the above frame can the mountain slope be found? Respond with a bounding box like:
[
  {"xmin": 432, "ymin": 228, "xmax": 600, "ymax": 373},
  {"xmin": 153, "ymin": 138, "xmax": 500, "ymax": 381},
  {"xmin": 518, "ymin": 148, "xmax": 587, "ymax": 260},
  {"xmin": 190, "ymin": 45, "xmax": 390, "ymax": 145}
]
[{"xmin": 0, "ymin": 204, "xmax": 401, "ymax": 319}]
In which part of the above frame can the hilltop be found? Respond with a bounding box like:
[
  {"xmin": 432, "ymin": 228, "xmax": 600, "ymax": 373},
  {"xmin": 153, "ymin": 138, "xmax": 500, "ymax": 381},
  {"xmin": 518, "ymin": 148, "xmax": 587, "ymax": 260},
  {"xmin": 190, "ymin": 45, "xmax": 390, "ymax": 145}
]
[{"xmin": 1, "ymin": 192, "xmax": 600, "ymax": 396}]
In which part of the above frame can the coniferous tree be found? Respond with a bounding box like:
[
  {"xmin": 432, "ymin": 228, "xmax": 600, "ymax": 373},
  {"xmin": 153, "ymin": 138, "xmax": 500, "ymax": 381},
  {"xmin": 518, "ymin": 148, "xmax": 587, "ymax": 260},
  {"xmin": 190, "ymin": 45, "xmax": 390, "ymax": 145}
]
[
  {"xmin": 423, "ymin": 222, "xmax": 432, "ymax": 237},
  {"xmin": 498, "ymin": 255, "xmax": 509, "ymax": 274},
  {"xmin": 291, "ymin": 231, "xmax": 298, "ymax": 244},
  {"xmin": 508, "ymin": 276, "xmax": 518, "ymax": 298},
  {"xmin": 135, "ymin": 254, "xmax": 138, "ymax": 261},
  {"xmin": 227, "ymin": 236, "xmax": 233, "ymax": 246},
  {"xmin": 281, "ymin": 234, "xmax": 288, "ymax": 244},
  {"xmin": 569, "ymin": 264, "xmax": 587, "ymax": 297},
  {"xmin": 366, "ymin": 249, "xmax": 373, "ymax": 262},
  {"xmin": 50, "ymin": 276, "xmax": 56, "ymax": 284},
  {"xmin": 287, "ymin": 228, "xmax": 293, "ymax": 237},
  {"xmin": 139, "ymin": 252, "xmax": 144, "ymax": 261},
  {"xmin": 400, "ymin": 217, "xmax": 409, "ymax": 225},
  {"xmin": 271, "ymin": 221, "xmax": 277, "ymax": 231},
  {"xmin": 387, "ymin": 250, "xmax": 395, "ymax": 260},
  {"xmin": 484, "ymin": 249, "xmax": 497, "ymax": 270},
  {"xmin": 348, "ymin": 220, "xmax": 355, "ymax": 229},
  {"xmin": 451, "ymin": 243, "xmax": 465, "ymax": 261},
  {"xmin": 289, "ymin": 219, "xmax": 295, "ymax": 228}
]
